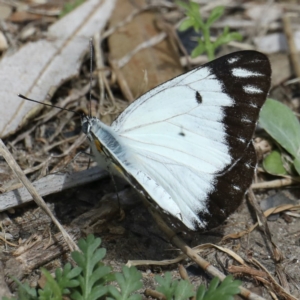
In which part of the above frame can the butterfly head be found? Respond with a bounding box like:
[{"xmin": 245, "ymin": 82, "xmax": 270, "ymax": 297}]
[
  {"xmin": 81, "ymin": 115, "xmax": 106, "ymax": 138},
  {"xmin": 81, "ymin": 115, "xmax": 93, "ymax": 135},
  {"xmin": 81, "ymin": 115, "xmax": 101, "ymax": 136}
]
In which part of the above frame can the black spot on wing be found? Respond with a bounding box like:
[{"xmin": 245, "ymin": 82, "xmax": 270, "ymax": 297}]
[{"xmin": 195, "ymin": 91, "xmax": 202, "ymax": 103}]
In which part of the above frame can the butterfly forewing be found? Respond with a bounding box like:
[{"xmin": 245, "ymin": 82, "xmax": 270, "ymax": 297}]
[{"xmin": 90, "ymin": 51, "xmax": 271, "ymax": 231}]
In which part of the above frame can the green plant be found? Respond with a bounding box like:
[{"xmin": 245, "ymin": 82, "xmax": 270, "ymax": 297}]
[
  {"xmin": 259, "ymin": 98, "xmax": 300, "ymax": 175},
  {"xmin": 155, "ymin": 273, "xmax": 241, "ymax": 300},
  {"xmin": 177, "ymin": 1, "xmax": 242, "ymax": 60},
  {"xmin": 5, "ymin": 235, "xmax": 242, "ymax": 300},
  {"xmin": 59, "ymin": 0, "xmax": 85, "ymax": 18}
]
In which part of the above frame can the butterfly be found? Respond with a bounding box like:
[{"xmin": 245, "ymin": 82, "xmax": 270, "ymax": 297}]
[{"xmin": 82, "ymin": 51, "xmax": 271, "ymax": 231}]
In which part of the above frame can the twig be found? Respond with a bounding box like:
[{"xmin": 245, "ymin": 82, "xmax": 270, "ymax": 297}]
[
  {"xmin": 0, "ymin": 139, "xmax": 78, "ymax": 251},
  {"xmin": 142, "ymin": 198, "xmax": 267, "ymax": 300},
  {"xmin": 222, "ymin": 204, "xmax": 300, "ymax": 241},
  {"xmin": 93, "ymin": 32, "xmax": 117, "ymax": 116},
  {"xmin": 228, "ymin": 265, "xmax": 268, "ymax": 279},
  {"xmin": 247, "ymin": 189, "xmax": 283, "ymax": 262},
  {"xmin": 251, "ymin": 177, "xmax": 300, "ymax": 189},
  {"xmin": 110, "ymin": 59, "xmax": 134, "ymax": 102},
  {"xmin": 127, "ymin": 243, "xmax": 245, "ymax": 267},
  {"xmin": 178, "ymin": 264, "xmax": 190, "ymax": 281},
  {"xmin": 0, "ymin": 166, "xmax": 107, "ymax": 212},
  {"xmin": 144, "ymin": 289, "xmax": 166, "ymax": 300},
  {"xmin": 52, "ymin": 133, "xmax": 86, "ymax": 158},
  {"xmin": 250, "ymin": 258, "xmax": 298, "ymax": 300},
  {"xmin": 282, "ymin": 13, "xmax": 300, "ymax": 79}
]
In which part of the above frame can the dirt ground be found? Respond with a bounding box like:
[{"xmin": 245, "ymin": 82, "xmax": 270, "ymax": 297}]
[{"xmin": 0, "ymin": 0, "xmax": 300, "ymax": 299}]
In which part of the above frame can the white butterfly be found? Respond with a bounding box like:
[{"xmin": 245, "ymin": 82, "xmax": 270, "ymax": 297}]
[{"xmin": 82, "ymin": 51, "xmax": 271, "ymax": 231}]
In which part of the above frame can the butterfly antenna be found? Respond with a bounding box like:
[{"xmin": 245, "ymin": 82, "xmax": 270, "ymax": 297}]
[
  {"xmin": 18, "ymin": 94, "xmax": 79, "ymax": 115},
  {"xmin": 86, "ymin": 38, "xmax": 94, "ymax": 170},
  {"xmin": 89, "ymin": 38, "xmax": 93, "ymax": 118}
]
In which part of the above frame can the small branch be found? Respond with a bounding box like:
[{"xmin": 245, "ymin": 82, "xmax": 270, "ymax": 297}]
[
  {"xmin": 247, "ymin": 189, "xmax": 283, "ymax": 262},
  {"xmin": 0, "ymin": 139, "xmax": 78, "ymax": 252},
  {"xmin": 142, "ymin": 197, "xmax": 266, "ymax": 300},
  {"xmin": 251, "ymin": 177, "xmax": 300, "ymax": 189},
  {"xmin": 282, "ymin": 14, "xmax": 300, "ymax": 79}
]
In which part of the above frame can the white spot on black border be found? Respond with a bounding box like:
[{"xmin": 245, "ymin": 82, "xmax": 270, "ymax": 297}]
[
  {"xmin": 232, "ymin": 68, "xmax": 263, "ymax": 78},
  {"xmin": 244, "ymin": 85, "xmax": 263, "ymax": 94},
  {"xmin": 228, "ymin": 57, "xmax": 239, "ymax": 64}
]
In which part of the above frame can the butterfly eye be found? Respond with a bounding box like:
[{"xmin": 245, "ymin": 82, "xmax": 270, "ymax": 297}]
[{"xmin": 81, "ymin": 119, "xmax": 91, "ymax": 134}]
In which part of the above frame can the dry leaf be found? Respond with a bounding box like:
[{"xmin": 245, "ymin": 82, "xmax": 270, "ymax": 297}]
[
  {"xmin": 108, "ymin": 0, "xmax": 183, "ymax": 100},
  {"xmin": 0, "ymin": 0, "xmax": 116, "ymax": 138}
]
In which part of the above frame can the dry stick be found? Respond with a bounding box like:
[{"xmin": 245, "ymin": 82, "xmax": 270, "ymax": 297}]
[
  {"xmin": 52, "ymin": 133, "xmax": 86, "ymax": 158},
  {"xmin": 250, "ymin": 258, "xmax": 298, "ymax": 300},
  {"xmin": 48, "ymin": 111, "xmax": 74, "ymax": 143},
  {"xmin": 93, "ymin": 33, "xmax": 116, "ymax": 111},
  {"xmin": 110, "ymin": 59, "xmax": 134, "ymax": 103},
  {"xmin": 222, "ymin": 204, "xmax": 300, "ymax": 242},
  {"xmin": 178, "ymin": 264, "xmax": 190, "ymax": 281},
  {"xmin": 248, "ymin": 189, "xmax": 283, "ymax": 262},
  {"xmin": 93, "ymin": 32, "xmax": 105, "ymax": 117},
  {"xmin": 142, "ymin": 199, "xmax": 266, "ymax": 300},
  {"xmin": 144, "ymin": 289, "xmax": 166, "ymax": 300},
  {"xmin": 156, "ymin": 18, "xmax": 191, "ymax": 69},
  {"xmin": 282, "ymin": 14, "xmax": 300, "ymax": 79},
  {"xmin": 0, "ymin": 139, "xmax": 78, "ymax": 252},
  {"xmin": 251, "ymin": 177, "xmax": 300, "ymax": 189}
]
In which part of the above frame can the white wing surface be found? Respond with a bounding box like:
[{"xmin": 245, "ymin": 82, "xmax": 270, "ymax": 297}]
[{"xmin": 109, "ymin": 51, "xmax": 271, "ymax": 230}]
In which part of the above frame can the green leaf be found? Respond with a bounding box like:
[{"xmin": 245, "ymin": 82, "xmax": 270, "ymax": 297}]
[
  {"xmin": 174, "ymin": 280, "xmax": 194, "ymax": 300},
  {"xmin": 195, "ymin": 276, "xmax": 241, "ymax": 300},
  {"xmin": 155, "ymin": 272, "xmax": 177, "ymax": 300},
  {"xmin": 71, "ymin": 234, "xmax": 111, "ymax": 300},
  {"xmin": 60, "ymin": 0, "xmax": 85, "ymax": 18},
  {"xmin": 214, "ymin": 29, "xmax": 242, "ymax": 48},
  {"xmin": 9, "ymin": 278, "xmax": 38, "ymax": 300},
  {"xmin": 189, "ymin": 1, "xmax": 200, "ymax": 12},
  {"xmin": 191, "ymin": 39, "xmax": 205, "ymax": 58},
  {"xmin": 259, "ymin": 99, "xmax": 300, "ymax": 173},
  {"xmin": 196, "ymin": 285, "xmax": 206, "ymax": 300},
  {"xmin": 178, "ymin": 19, "xmax": 195, "ymax": 31},
  {"xmin": 206, "ymin": 6, "xmax": 224, "ymax": 27},
  {"xmin": 40, "ymin": 268, "xmax": 62, "ymax": 299},
  {"xmin": 177, "ymin": 1, "xmax": 243, "ymax": 59},
  {"xmin": 111, "ymin": 266, "xmax": 142, "ymax": 300},
  {"xmin": 263, "ymin": 150, "xmax": 288, "ymax": 175},
  {"xmin": 293, "ymin": 157, "xmax": 300, "ymax": 174}
]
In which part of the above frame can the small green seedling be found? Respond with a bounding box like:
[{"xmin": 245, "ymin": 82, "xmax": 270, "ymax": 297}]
[
  {"xmin": 259, "ymin": 98, "xmax": 300, "ymax": 175},
  {"xmin": 155, "ymin": 272, "xmax": 241, "ymax": 300},
  {"xmin": 4, "ymin": 235, "xmax": 242, "ymax": 300},
  {"xmin": 177, "ymin": 1, "xmax": 242, "ymax": 60},
  {"xmin": 60, "ymin": 0, "xmax": 85, "ymax": 18}
]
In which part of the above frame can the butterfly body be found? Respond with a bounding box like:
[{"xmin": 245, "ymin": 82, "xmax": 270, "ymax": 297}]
[{"xmin": 82, "ymin": 51, "xmax": 271, "ymax": 231}]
